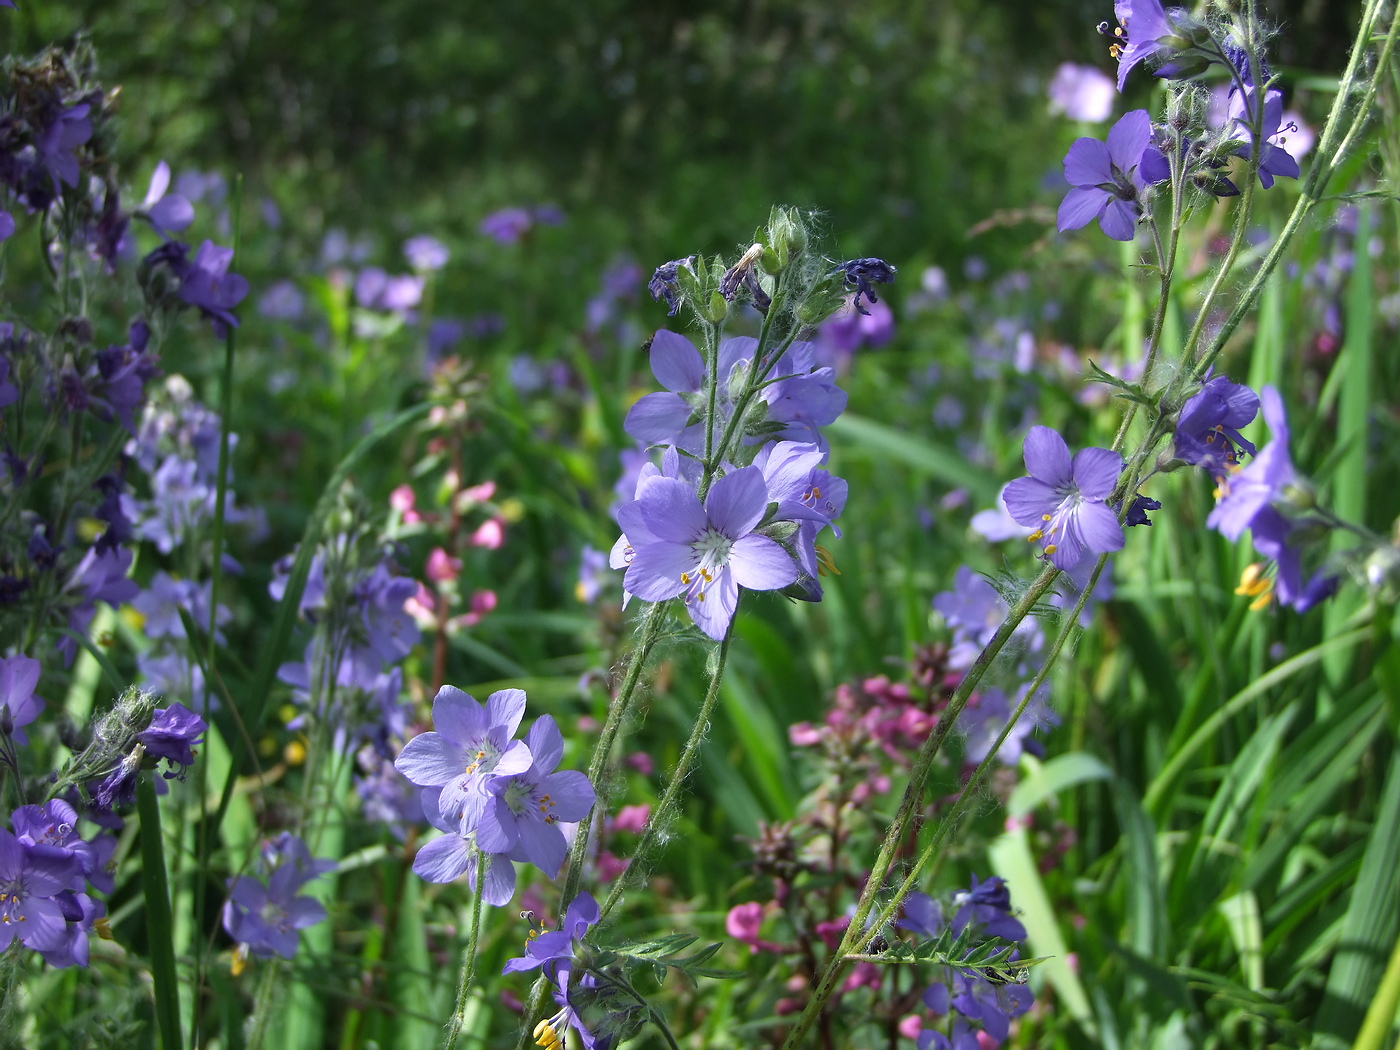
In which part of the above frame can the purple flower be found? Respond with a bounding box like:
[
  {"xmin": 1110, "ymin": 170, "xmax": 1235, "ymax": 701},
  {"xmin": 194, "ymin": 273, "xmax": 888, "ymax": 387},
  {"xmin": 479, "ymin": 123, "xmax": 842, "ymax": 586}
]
[
  {"xmin": 897, "ymin": 892, "xmax": 947, "ymax": 939},
  {"xmin": 1174, "ymin": 374, "xmax": 1259, "ymax": 477},
  {"xmin": 956, "ymin": 684, "xmax": 1058, "ymax": 766},
  {"xmin": 479, "ymin": 207, "xmax": 533, "ymax": 244},
  {"xmin": 222, "ymin": 833, "xmax": 332, "ymax": 959},
  {"xmin": 1047, "ymin": 63, "xmax": 1116, "ymax": 122},
  {"xmin": 1003, "ymin": 426, "xmax": 1125, "ymax": 570},
  {"xmin": 619, "ymin": 467, "xmax": 798, "ymax": 639},
  {"xmin": 647, "ymin": 257, "xmax": 694, "ymax": 316},
  {"xmin": 357, "ymin": 562, "xmax": 421, "ymax": 663},
  {"xmin": 257, "ymin": 280, "xmax": 304, "ymax": 320},
  {"xmin": 394, "ymin": 685, "xmax": 533, "ymax": 837},
  {"xmin": 814, "ymin": 297, "xmax": 894, "ymax": 366},
  {"xmin": 576, "ymin": 546, "xmax": 609, "ymax": 604},
  {"xmin": 0, "ymin": 655, "xmax": 42, "ymax": 745},
  {"xmin": 834, "ymin": 258, "xmax": 897, "ymax": 315},
  {"xmin": 0, "ymin": 827, "xmax": 83, "ymax": 955},
  {"xmin": 91, "ymin": 323, "xmax": 160, "ymax": 436},
  {"xmin": 178, "ymin": 241, "xmax": 249, "ymax": 337},
  {"xmin": 10, "ymin": 800, "xmax": 111, "ymax": 893},
  {"xmin": 1230, "ymin": 87, "xmax": 1301, "ymax": 189},
  {"xmin": 36, "ymin": 103, "xmax": 92, "ymax": 191},
  {"xmin": 138, "ymin": 703, "xmax": 207, "ymax": 774},
  {"xmin": 1058, "ymin": 109, "xmax": 1155, "ymax": 242},
  {"xmin": 1206, "ymin": 386, "xmax": 1295, "ymax": 542},
  {"xmin": 475, "ymin": 715, "xmax": 596, "ymax": 881},
  {"xmin": 1105, "ymin": 0, "xmax": 1190, "ymax": 90},
  {"xmin": 1122, "ymin": 494, "xmax": 1161, "ymax": 527},
  {"xmin": 60, "ymin": 547, "xmax": 139, "ymax": 664},
  {"xmin": 951, "ymin": 874, "xmax": 1028, "ymax": 942},
  {"xmin": 950, "ymin": 969, "xmax": 1033, "ymax": 1043},
  {"xmin": 535, "ymin": 968, "xmax": 609, "ymax": 1050},
  {"xmin": 403, "ymin": 234, "xmax": 449, "ymax": 272},
  {"xmin": 502, "ymin": 891, "xmax": 599, "ymax": 981},
  {"xmin": 138, "ymin": 161, "xmax": 195, "ymax": 236},
  {"xmin": 40, "ymin": 890, "xmax": 105, "ymax": 968},
  {"xmin": 0, "ymin": 211, "xmax": 14, "ymax": 243}
]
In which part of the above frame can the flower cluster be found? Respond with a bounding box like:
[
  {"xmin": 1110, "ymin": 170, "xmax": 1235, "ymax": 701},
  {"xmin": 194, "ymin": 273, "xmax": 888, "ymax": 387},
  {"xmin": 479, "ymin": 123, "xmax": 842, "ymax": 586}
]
[
  {"xmin": 394, "ymin": 686, "xmax": 596, "ymax": 906},
  {"xmin": 612, "ymin": 328, "xmax": 852, "ymax": 638},
  {"xmin": 1, "ymin": 799, "xmax": 114, "ymax": 968},
  {"xmin": 900, "ymin": 876, "xmax": 1034, "ymax": 1050},
  {"xmin": 222, "ymin": 832, "xmax": 334, "ymax": 964}
]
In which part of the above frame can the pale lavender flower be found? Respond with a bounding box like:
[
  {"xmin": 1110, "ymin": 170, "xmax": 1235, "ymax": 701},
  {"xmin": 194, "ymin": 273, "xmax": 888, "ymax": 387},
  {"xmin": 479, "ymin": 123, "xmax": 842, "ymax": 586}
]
[
  {"xmin": 479, "ymin": 207, "xmax": 533, "ymax": 244},
  {"xmin": 619, "ymin": 467, "xmax": 797, "ymax": 639},
  {"xmin": 404, "ymin": 234, "xmax": 449, "ymax": 272},
  {"xmin": 1003, "ymin": 426, "xmax": 1124, "ymax": 570},
  {"xmin": 1047, "ymin": 63, "xmax": 1116, "ymax": 122},
  {"xmin": 222, "ymin": 833, "xmax": 333, "ymax": 959}
]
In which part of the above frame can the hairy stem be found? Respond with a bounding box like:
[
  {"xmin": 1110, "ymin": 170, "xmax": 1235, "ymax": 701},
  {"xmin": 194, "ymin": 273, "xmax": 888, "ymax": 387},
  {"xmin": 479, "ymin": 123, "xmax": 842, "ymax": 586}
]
[{"xmin": 443, "ymin": 845, "xmax": 487, "ymax": 1050}]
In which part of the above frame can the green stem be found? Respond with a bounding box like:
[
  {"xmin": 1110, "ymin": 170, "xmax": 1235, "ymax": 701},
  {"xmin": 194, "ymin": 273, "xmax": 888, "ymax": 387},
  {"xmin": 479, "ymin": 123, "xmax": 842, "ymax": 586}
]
[
  {"xmin": 137, "ymin": 777, "xmax": 183, "ymax": 1050},
  {"xmin": 601, "ymin": 628, "xmax": 733, "ymax": 918},
  {"xmin": 246, "ymin": 960, "xmax": 283, "ymax": 1050},
  {"xmin": 871, "ymin": 556, "xmax": 1107, "ymax": 942},
  {"xmin": 1352, "ymin": 915, "xmax": 1400, "ymax": 1050},
  {"xmin": 443, "ymin": 846, "xmax": 488, "ymax": 1050},
  {"xmin": 781, "ymin": 564, "xmax": 1061, "ymax": 1050}
]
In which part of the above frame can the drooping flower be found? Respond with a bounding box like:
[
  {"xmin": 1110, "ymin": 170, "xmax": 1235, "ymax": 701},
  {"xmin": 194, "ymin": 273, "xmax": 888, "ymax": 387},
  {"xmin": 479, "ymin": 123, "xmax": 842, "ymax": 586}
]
[
  {"xmin": 1103, "ymin": 0, "xmax": 1196, "ymax": 90},
  {"xmin": 834, "ymin": 258, "xmax": 897, "ymax": 315},
  {"xmin": 1229, "ymin": 87, "xmax": 1302, "ymax": 189},
  {"xmin": 647, "ymin": 257, "xmax": 695, "ymax": 316},
  {"xmin": 137, "ymin": 703, "xmax": 207, "ymax": 777},
  {"xmin": 1058, "ymin": 109, "xmax": 1156, "ymax": 242},
  {"xmin": 1003, "ymin": 426, "xmax": 1125, "ymax": 570},
  {"xmin": 1174, "ymin": 374, "xmax": 1259, "ymax": 477},
  {"xmin": 1206, "ymin": 386, "xmax": 1296, "ymax": 542},
  {"xmin": 0, "ymin": 654, "xmax": 42, "ymax": 745},
  {"xmin": 502, "ymin": 891, "xmax": 599, "ymax": 981},
  {"xmin": 619, "ymin": 467, "xmax": 798, "ymax": 639}
]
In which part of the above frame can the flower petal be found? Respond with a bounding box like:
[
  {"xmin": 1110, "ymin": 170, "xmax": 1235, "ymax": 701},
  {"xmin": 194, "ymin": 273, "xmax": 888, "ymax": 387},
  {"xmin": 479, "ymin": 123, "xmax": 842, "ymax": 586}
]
[
  {"xmin": 1073, "ymin": 501, "xmax": 1125, "ymax": 559},
  {"xmin": 1002, "ymin": 477, "xmax": 1061, "ymax": 527},
  {"xmin": 637, "ymin": 476, "xmax": 708, "ymax": 543},
  {"xmin": 525, "ymin": 715, "xmax": 564, "ymax": 774},
  {"xmin": 539, "ymin": 770, "xmax": 596, "ymax": 822},
  {"xmin": 1063, "ymin": 137, "xmax": 1113, "ymax": 188},
  {"xmin": 649, "ymin": 329, "xmax": 705, "ymax": 392},
  {"xmin": 1070, "ymin": 446, "xmax": 1124, "ymax": 499},
  {"xmin": 705, "ymin": 466, "xmax": 770, "ymax": 539},
  {"xmin": 729, "ymin": 534, "xmax": 798, "ymax": 592},
  {"xmin": 394, "ymin": 732, "xmax": 465, "ymax": 787},
  {"xmin": 485, "ymin": 688, "xmax": 527, "ymax": 735},
  {"xmin": 688, "ymin": 569, "xmax": 739, "ymax": 640},
  {"xmin": 1057, "ymin": 186, "xmax": 1109, "ymax": 233},
  {"xmin": 1022, "ymin": 426, "xmax": 1072, "ymax": 486},
  {"xmin": 1098, "ymin": 197, "xmax": 1140, "ymax": 241},
  {"xmin": 516, "ymin": 816, "xmax": 568, "ymax": 877},
  {"xmin": 1106, "ymin": 109, "xmax": 1153, "ymax": 172},
  {"xmin": 431, "ymin": 685, "xmax": 487, "ymax": 745},
  {"xmin": 413, "ymin": 833, "xmax": 473, "ymax": 883},
  {"xmin": 624, "ymin": 392, "xmax": 693, "ymax": 445}
]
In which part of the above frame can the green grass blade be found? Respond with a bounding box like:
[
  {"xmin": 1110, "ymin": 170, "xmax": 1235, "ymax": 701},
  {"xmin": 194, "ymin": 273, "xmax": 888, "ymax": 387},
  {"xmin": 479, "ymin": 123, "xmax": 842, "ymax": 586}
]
[
  {"xmin": 1315, "ymin": 750, "xmax": 1400, "ymax": 1043},
  {"xmin": 137, "ymin": 776, "xmax": 183, "ymax": 1050},
  {"xmin": 826, "ymin": 413, "xmax": 1000, "ymax": 503}
]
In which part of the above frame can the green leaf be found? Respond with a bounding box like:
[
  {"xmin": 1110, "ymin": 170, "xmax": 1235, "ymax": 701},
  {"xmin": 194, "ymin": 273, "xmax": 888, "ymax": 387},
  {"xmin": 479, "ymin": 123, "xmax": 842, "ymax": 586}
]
[
  {"xmin": 137, "ymin": 777, "xmax": 183, "ymax": 1050},
  {"xmin": 826, "ymin": 413, "xmax": 1000, "ymax": 503}
]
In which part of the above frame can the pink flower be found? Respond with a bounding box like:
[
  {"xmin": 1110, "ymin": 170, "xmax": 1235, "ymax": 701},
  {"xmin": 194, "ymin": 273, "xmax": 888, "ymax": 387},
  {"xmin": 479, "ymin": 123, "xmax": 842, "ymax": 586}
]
[
  {"xmin": 898, "ymin": 1015, "xmax": 923, "ymax": 1040},
  {"xmin": 405, "ymin": 583, "xmax": 438, "ymax": 630},
  {"xmin": 470, "ymin": 518, "xmax": 505, "ymax": 549},
  {"xmin": 625, "ymin": 752, "xmax": 654, "ymax": 776},
  {"xmin": 611, "ymin": 804, "xmax": 650, "ymax": 835},
  {"xmin": 788, "ymin": 722, "xmax": 823, "ymax": 746},
  {"xmin": 390, "ymin": 485, "xmax": 416, "ymax": 513},
  {"xmin": 595, "ymin": 850, "xmax": 630, "ymax": 882},
  {"xmin": 460, "ymin": 480, "xmax": 497, "ymax": 504},
  {"xmin": 726, "ymin": 901, "xmax": 784, "ymax": 954},
  {"xmin": 425, "ymin": 547, "xmax": 461, "ymax": 583},
  {"xmin": 815, "ymin": 917, "xmax": 849, "ymax": 952}
]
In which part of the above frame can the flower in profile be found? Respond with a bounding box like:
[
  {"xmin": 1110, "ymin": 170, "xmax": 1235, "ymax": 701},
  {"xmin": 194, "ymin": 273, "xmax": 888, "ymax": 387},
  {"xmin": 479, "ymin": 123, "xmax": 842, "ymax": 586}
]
[
  {"xmin": 36, "ymin": 103, "xmax": 92, "ymax": 191},
  {"xmin": 138, "ymin": 161, "xmax": 195, "ymax": 236},
  {"xmin": 1174, "ymin": 374, "xmax": 1259, "ymax": 478},
  {"xmin": 502, "ymin": 891, "xmax": 599, "ymax": 981},
  {"xmin": 1102, "ymin": 0, "xmax": 1197, "ymax": 90},
  {"xmin": 1003, "ymin": 426, "xmax": 1125, "ymax": 569},
  {"xmin": 1206, "ymin": 386, "xmax": 1295, "ymax": 542},
  {"xmin": 0, "ymin": 654, "xmax": 42, "ymax": 745},
  {"xmin": 619, "ymin": 467, "xmax": 798, "ymax": 639},
  {"xmin": 647, "ymin": 257, "xmax": 695, "ymax": 316},
  {"xmin": 1230, "ymin": 87, "xmax": 1302, "ymax": 189},
  {"xmin": 834, "ymin": 258, "xmax": 897, "ymax": 315},
  {"xmin": 137, "ymin": 703, "xmax": 207, "ymax": 778},
  {"xmin": 1058, "ymin": 109, "xmax": 1155, "ymax": 242},
  {"xmin": 1047, "ymin": 63, "xmax": 1116, "ymax": 122}
]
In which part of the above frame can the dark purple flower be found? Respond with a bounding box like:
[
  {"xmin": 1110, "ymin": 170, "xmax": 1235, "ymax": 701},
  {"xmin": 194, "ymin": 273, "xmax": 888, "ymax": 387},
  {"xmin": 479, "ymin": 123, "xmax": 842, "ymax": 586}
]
[
  {"xmin": 835, "ymin": 258, "xmax": 897, "ymax": 315},
  {"xmin": 619, "ymin": 467, "xmax": 798, "ymax": 639},
  {"xmin": 1174, "ymin": 374, "xmax": 1259, "ymax": 477},
  {"xmin": 39, "ymin": 890, "xmax": 105, "ymax": 968},
  {"xmin": 502, "ymin": 891, "xmax": 599, "ymax": 981},
  {"xmin": 1122, "ymin": 494, "xmax": 1161, "ymax": 526},
  {"xmin": 36, "ymin": 103, "xmax": 91, "ymax": 191},
  {"xmin": 138, "ymin": 703, "xmax": 207, "ymax": 774},
  {"xmin": 0, "ymin": 655, "xmax": 42, "ymax": 745},
  {"xmin": 1003, "ymin": 426, "xmax": 1125, "ymax": 570},
  {"xmin": 1058, "ymin": 109, "xmax": 1155, "ymax": 242},
  {"xmin": 178, "ymin": 241, "xmax": 249, "ymax": 337},
  {"xmin": 648, "ymin": 257, "xmax": 694, "ymax": 316}
]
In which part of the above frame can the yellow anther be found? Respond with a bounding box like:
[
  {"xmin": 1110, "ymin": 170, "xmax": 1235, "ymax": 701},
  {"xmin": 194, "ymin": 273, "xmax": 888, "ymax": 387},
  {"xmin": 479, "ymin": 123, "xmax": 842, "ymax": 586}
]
[
  {"xmin": 1248, "ymin": 587, "xmax": 1274, "ymax": 611},
  {"xmin": 680, "ymin": 571, "xmax": 691, "ymax": 585},
  {"xmin": 1043, "ymin": 544, "xmax": 1058, "ymax": 555},
  {"xmin": 1041, "ymin": 513, "xmax": 1051, "ymax": 522},
  {"xmin": 284, "ymin": 739, "xmax": 307, "ymax": 767},
  {"xmin": 1235, "ymin": 562, "xmax": 1270, "ymax": 597},
  {"xmin": 1026, "ymin": 530, "xmax": 1044, "ymax": 543},
  {"xmin": 815, "ymin": 544, "xmax": 841, "ymax": 577}
]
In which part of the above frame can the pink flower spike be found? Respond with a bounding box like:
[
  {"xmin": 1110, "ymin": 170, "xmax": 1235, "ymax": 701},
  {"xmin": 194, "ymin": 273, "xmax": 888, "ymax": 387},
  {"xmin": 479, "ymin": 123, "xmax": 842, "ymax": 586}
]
[
  {"xmin": 898, "ymin": 1015, "xmax": 923, "ymax": 1040},
  {"xmin": 469, "ymin": 590, "xmax": 498, "ymax": 616},
  {"xmin": 625, "ymin": 752, "xmax": 654, "ymax": 776},
  {"xmin": 612, "ymin": 804, "xmax": 650, "ymax": 835},
  {"xmin": 461, "ymin": 480, "xmax": 497, "ymax": 504}
]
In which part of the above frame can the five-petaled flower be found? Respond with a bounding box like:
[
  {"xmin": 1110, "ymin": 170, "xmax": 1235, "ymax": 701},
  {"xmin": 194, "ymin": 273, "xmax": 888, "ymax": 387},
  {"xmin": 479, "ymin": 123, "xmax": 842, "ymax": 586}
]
[
  {"xmin": 1003, "ymin": 426, "xmax": 1125, "ymax": 570},
  {"xmin": 1058, "ymin": 109, "xmax": 1156, "ymax": 242}
]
